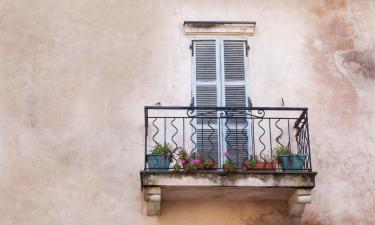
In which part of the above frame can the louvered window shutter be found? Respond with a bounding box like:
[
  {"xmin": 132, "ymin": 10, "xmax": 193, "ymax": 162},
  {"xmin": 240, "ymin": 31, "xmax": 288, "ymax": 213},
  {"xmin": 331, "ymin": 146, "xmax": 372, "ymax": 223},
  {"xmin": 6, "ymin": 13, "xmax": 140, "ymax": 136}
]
[
  {"xmin": 221, "ymin": 40, "xmax": 250, "ymax": 166},
  {"xmin": 192, "ymin": 39, "xmax": 250, "ymax": 167},
  {"xmin": 192, "ymin": 40, "xmax": 220, "ymax": 163}
]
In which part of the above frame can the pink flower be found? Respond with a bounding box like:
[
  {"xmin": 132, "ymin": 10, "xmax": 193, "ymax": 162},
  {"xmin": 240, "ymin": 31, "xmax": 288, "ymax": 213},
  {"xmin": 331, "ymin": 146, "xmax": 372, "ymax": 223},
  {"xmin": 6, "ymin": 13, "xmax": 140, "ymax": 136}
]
[
  {"xmin": 224, "ymin": 151, "xmax": 230, "ymax": 158},
  {"xmin": 193, "ymin": 159, "xmax": 201, "ymax": 165},
  {"xmin": 178, "ymin": 159, "xmax": 186, "ymax": 165}
]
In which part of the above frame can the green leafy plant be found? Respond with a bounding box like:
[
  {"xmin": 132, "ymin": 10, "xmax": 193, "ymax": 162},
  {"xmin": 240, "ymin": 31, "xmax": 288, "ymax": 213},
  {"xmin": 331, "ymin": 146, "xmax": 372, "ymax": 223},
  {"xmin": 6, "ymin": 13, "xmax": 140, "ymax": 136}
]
[
  {"xmin": 242, "ymin": 156, "xmax": 257, "ymax": 170},
  {"xmin": 201, "ymin": 159, "xmax": 216, "ymax": 170},
  {"xmin": 223, "ymin": 160, "xmax": 236, "ymax": 172},
  {"xmin": 183, "ymin": 161, "xmax": 198, "ymax": 172},
  {"xmin": 173, "ymin": 163, "xmax": 182, "ymax": 172},
  {"xmin": 176, "ymin": 148, "xmax": 189, "ymax": 161},
  {"xmin": 152, "ymin": 143, "xmax": 173, "ymax": 160},
  {"xmin": 274, "ymin": 145, "xmax": 291, "ymax": 162},
  {"xmin": 222, "ymin": 151, "xmax": 236, "ymax": 172}
]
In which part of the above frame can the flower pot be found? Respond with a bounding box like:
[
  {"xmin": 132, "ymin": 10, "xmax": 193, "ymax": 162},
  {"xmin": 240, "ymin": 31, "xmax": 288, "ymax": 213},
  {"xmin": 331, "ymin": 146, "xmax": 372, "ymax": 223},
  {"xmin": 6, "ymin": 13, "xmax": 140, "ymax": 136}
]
[
  {"xmin": 255, "ymin": 161, "xmax": 277, "ymax": 171},
  {"xmin": 147, "ymin": 154, "xmax": 171, "ymax": 171},
  {"xmin": 242, "ymin": 161, "xmax": 277, "ymax": 171},
  {"xmin": 242, "ymin": 164, "xmax": 249, "ymax": 171},
  {"xmin": 204, "ymin": 161, "xmax": 216, "ymax": 170},
  {"xmin": 280, "ymin": 154, "xmax": 306, "ymax": 171},
  {"xmin": 223, "ymin": 161, "xmax": 236, "ymax": 173}
]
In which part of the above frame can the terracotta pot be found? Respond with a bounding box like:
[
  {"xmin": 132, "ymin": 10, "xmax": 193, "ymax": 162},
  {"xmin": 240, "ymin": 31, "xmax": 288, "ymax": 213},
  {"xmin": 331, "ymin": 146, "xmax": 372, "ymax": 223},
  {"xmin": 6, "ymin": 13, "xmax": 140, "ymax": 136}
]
[
  {"xmin": 205, "ymin": 161, "xmax": 216, "ymax": 170},
  {"xmin": 241, "ymin": 160, "xmax": 256, "ymax": 171},
  {"xmin": 255, "ymin": 161, "xmax": 277, "ymax": 170},
  {"xmin": 242, "ymin": 164, "xmax": 249, "ymax": 171}
]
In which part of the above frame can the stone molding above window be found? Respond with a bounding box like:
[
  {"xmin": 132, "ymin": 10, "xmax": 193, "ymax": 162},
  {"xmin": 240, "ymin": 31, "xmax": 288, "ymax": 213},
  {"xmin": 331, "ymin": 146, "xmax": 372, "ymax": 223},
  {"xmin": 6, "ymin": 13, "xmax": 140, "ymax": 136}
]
[{"xmin": 183, "ymin": 21, "xmax": 256, "ymax": 36}]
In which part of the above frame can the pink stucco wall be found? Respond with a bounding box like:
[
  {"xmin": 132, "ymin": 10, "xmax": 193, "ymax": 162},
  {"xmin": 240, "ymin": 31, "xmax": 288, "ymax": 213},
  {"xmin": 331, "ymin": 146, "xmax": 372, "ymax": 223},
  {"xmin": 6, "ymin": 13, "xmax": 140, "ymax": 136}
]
[{"xmin": 0, "ymin": 0, "xmax": 374, "ymax": 224}]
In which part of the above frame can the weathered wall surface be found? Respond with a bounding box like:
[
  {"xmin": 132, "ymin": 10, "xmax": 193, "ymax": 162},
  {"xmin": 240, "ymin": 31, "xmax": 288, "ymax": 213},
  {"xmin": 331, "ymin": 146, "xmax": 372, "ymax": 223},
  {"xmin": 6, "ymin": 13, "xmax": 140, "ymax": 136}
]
[{"xmin": 0, "ymin": 0, "xmax": 374, "ymax": 224}]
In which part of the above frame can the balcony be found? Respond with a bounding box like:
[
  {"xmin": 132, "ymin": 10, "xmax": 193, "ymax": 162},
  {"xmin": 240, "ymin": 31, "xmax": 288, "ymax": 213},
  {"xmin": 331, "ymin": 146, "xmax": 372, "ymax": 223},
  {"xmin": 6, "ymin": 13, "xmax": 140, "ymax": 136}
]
[{"xmin": 140, "ymin": 106, "xmax": 317, "ymax": 216}]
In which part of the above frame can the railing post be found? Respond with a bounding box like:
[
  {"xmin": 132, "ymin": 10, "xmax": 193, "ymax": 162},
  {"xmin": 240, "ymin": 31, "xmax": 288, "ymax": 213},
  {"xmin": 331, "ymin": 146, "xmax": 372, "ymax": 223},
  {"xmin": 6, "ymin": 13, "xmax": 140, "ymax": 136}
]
[
  {"xmin": 144, "ymin": 107, "xmax": 148, "ymax": 170},
  {"xmin": 305, "ymin": 110, "xmax": 312, "ymax": 172}
]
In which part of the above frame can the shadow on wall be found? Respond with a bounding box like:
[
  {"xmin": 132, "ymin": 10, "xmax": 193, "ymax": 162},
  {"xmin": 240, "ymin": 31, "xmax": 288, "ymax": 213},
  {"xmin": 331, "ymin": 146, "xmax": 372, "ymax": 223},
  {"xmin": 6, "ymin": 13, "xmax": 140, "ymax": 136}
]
[{"xmin": 157, "ymin": 200, "xmax": 297, "ymax": 225}]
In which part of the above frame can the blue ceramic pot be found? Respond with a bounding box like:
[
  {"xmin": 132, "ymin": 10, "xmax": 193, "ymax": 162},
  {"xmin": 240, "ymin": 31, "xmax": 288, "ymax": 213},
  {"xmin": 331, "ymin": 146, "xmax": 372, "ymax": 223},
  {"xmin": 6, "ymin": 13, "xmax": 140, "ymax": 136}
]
[
  {"xmin": 280, "ymin": 154, "xmax": 306, "ymax": 172},
  {"xmin": 147, "ymin": 154, "xmax": 170, "ymax": 171}
]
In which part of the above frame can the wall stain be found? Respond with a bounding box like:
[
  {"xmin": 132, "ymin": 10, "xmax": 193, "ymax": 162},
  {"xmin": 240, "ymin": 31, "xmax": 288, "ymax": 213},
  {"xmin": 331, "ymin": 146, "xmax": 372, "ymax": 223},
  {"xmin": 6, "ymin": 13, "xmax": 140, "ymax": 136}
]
[
  {"xmin": 335, "ymin": 49, "xmax": 375, "ymax": 79},
  {"xmin": 306, "ymin": 0, "xmax": 362, "ymax": 124},
  {"xmin": 309, "ymin": 0, "xmax": 374, "ymax": 94},
  {"xmin": 304, "ymin": 1, "xmax": 375, "ymax": 224}
]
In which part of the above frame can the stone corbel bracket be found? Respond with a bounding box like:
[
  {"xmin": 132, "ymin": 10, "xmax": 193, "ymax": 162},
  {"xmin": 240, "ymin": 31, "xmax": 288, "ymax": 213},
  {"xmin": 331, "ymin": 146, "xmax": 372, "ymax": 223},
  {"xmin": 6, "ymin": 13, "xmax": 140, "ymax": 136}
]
[
  {"xmin": 288, "ymin": 189, "xmax": 312, "ymax": 217},
  {"xmin": 144, "ymin": 187, "xmax": 161, "ymax": 216},
  {"xmin": 184, "ymin": 21, "xmax": 256, "ymax": 36}
]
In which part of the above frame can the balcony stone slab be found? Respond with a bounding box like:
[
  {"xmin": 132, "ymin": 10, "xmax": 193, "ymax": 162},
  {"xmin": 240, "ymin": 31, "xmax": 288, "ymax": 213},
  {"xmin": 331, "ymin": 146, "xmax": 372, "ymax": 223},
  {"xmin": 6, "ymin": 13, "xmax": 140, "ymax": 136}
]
[{"xmin": 141, "ymin": 171, "xmax": 316, "ymax": 188}]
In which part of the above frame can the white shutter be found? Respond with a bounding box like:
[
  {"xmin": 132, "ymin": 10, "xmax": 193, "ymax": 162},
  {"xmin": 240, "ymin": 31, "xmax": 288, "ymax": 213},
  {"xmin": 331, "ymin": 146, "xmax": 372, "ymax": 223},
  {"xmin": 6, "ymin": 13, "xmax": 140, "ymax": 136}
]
[
  {"xmin": 192, "ymin": 40, "xmax": 220, "ymax": 162},
  {"xmin": 192, "ymin": 39, "xmax": 251, "ymax": 167},
  {"xmin": 221, "ymin": 40, "xmax": 250, "ymax": 166}
]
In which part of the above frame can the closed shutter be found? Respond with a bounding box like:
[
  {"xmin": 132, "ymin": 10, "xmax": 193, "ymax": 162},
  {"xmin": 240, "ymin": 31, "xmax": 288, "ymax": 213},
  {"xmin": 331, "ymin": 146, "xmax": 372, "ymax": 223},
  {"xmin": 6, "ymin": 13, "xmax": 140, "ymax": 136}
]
[
  {"xmin": 221, "ymin": 40, "xmax": 250, "ymax": 166},
  {"xmin": 192, "ymin": 40, "xmax": 220, "ymax": 163},
  {"xmin": 192, "ymin": 39, "xmax": 250, "ymax": 167}
]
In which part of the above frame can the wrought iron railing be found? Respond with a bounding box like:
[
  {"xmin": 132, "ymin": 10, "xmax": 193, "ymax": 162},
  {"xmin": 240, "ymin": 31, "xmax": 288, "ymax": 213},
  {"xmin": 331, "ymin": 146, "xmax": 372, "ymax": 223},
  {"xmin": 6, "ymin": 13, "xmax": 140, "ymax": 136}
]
[{"xmin": 144, "ymin": 106, "xmax": 312, "ymax": 172}]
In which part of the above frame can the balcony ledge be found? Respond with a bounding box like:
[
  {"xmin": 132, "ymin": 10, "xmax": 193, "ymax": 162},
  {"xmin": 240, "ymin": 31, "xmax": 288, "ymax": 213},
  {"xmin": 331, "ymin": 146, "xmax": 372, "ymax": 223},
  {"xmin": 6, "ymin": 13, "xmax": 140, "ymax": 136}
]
[
  {"xmin": 140, "ymin": 171, "xmax": 317, "ymax": 217},
  {"xmin": 141, "ymin": 170, "xmax": 316, "ymax": 188}
]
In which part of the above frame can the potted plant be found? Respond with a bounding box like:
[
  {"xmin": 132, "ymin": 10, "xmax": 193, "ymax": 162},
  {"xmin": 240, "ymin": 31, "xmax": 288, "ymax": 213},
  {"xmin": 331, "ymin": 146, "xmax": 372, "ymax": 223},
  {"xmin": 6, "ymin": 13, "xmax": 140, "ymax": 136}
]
[
  {"xmin": 243, "ymin": 156, "xmax": 276, "ymax": 171},
  {"xmin": 173, "ymin": 148, "xmax": 194, "ymax": 172},
  {"xmin": 274, "ymin": 145, "xmax": 306, "ymax": 171},
  {"xmin": 147, "ymin": 143, "xmax": 173, "ymax": 171},
  {"xmin": 173, "ymin": 148, "xmax": 216, "ymax": 172},
  {"xmin": 222, "ymin": 151, "xmax": 236, "ymax": 173},
  {"xmin": 257, "ymin": 159, "xmax": 278, "ymax": 170},
  {"xmin": 242, "ymin": 157, "xmax": 256, "ymax": 170},
  {"xmin": 201, "ymin": 158, "xmax": 216, "ymax": 170}
]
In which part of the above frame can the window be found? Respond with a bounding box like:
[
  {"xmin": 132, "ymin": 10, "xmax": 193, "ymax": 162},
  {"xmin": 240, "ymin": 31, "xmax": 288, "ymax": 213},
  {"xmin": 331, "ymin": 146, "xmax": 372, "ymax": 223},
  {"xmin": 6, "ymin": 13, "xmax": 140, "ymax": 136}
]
[{"xmin": 192, "ymin": 38, "xmax": 251, "ymax": 166}]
